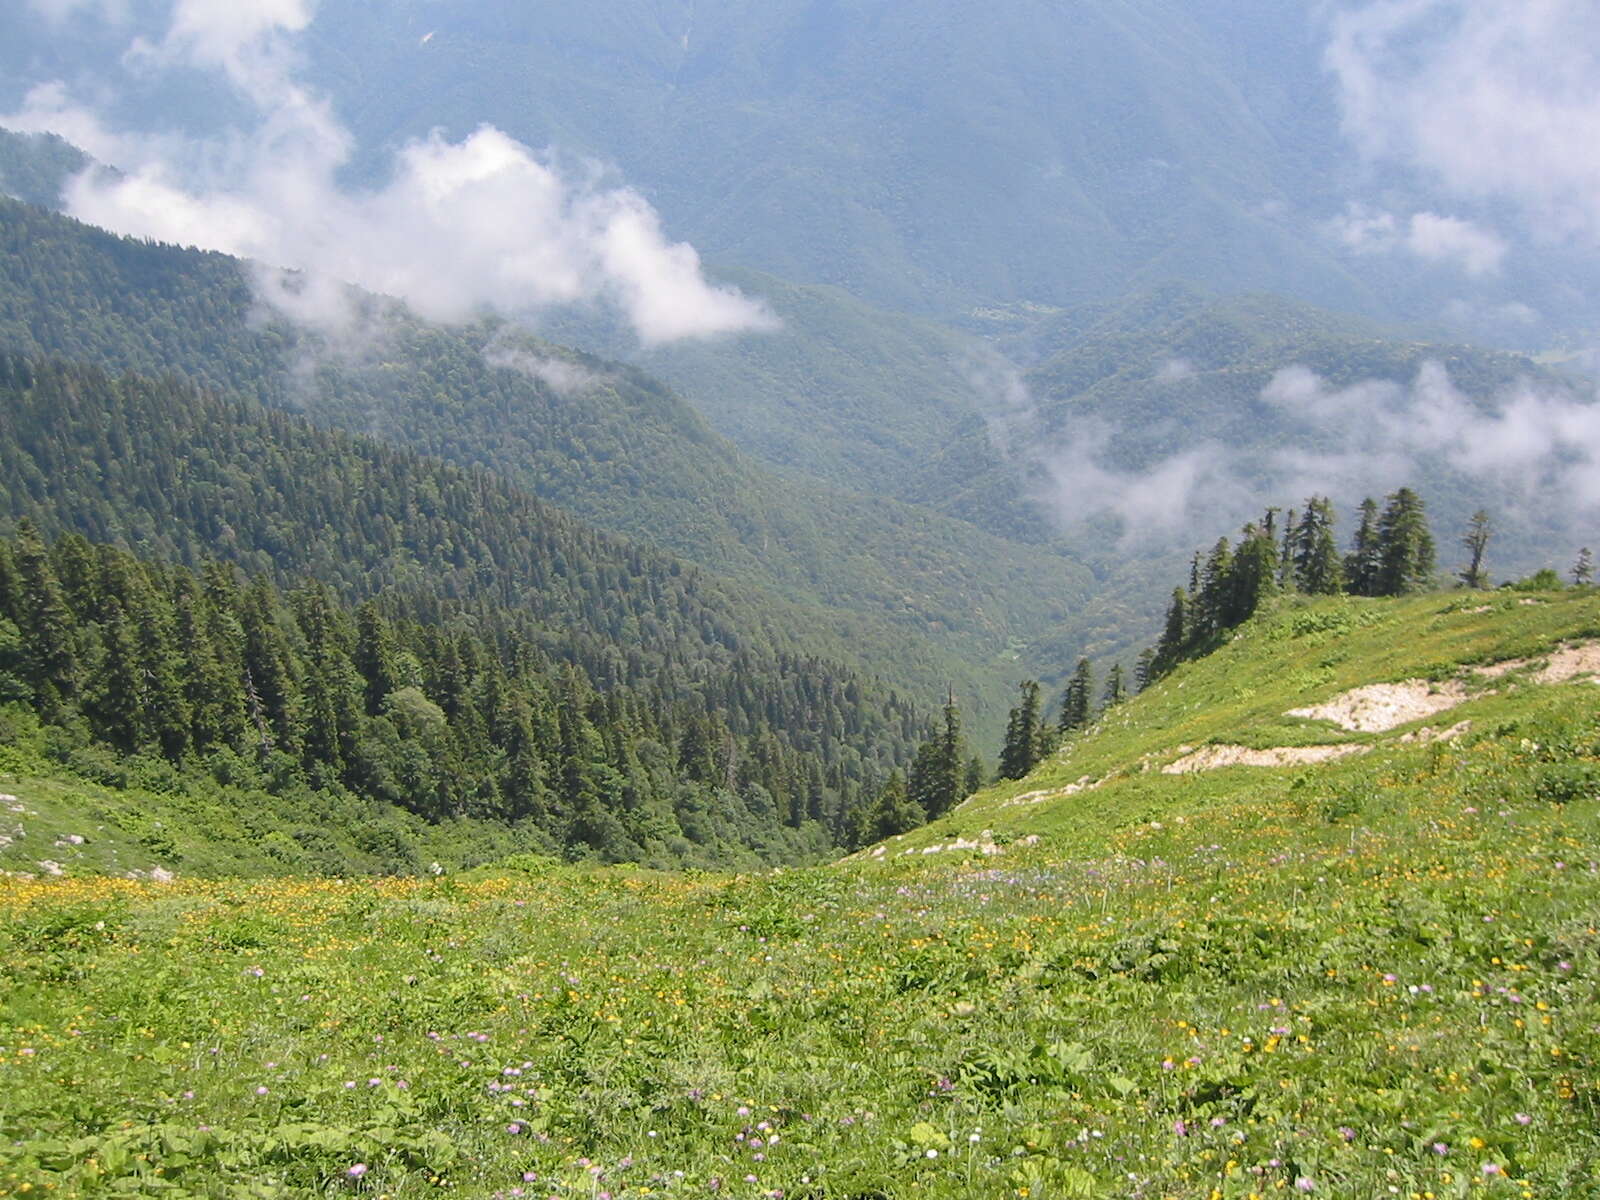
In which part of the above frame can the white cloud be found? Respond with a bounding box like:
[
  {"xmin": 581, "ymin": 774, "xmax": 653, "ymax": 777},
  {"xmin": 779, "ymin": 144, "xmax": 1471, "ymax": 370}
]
[
  {"xmin": 483, "ymin": 341, "xmax": 605, "ymax": 397},
  {"xmin": 1035, "ymin": 431, "xmax": 1250, "ymax": 542},
  {"xmin": 991, "ymin": 355, "xmax": 1600, "ymax": 553},
  {"xmin": 4, "ymin": 0, "xmax": 774, "ymax": 345},
  {"xmin": 1262, "ymin": 359, "xmax": 1600, "ymax": 509},
  {"xmin": 1327, "ymin": 0, "xmax": 1600, "ymax": 246},
  {"xmin": 1154, "ymin": 358, "xmax": 1197, "ymax": 384},
  {"xmin": 1325, "ymin": 202, "xmax": 1505, "ymax": 274},
  {"xmin": 1405, "ymin": 211, "xmax": 1506, "ymax": 275}
]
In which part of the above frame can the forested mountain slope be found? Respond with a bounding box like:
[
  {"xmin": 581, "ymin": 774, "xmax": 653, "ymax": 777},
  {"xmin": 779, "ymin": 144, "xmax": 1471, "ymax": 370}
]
[
  {"xmin": 0, "ymin": 358, "xmax": 932, "ymax": 867},
  {"xmin": 0, "ymin": 197, "xmax": 1094, "ymax": 723}
]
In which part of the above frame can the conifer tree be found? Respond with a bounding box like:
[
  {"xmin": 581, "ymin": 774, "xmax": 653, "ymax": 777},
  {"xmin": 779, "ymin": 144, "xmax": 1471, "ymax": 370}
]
[
  {"xmin": 1375, "ymin": 487, "xmax": 1436, "ymax": 596},
  {"xmin": 1058, "ymin": 658, "xmax": 1094, "ymax": 735},
  {"xmin": 1458, "ymin": 509, "xmax": 1492, "ymax": 590},
  {"xmin": 854, "ymin": 770, "xmax": 924, "ymax": 846},
  {"xmin": 1134, "ymin": 647, "xmax": 1156, "ymax": 693},
  {"xmin": 1153, "ymin": 589, "xmax": 1188, "ymax": 673},
  {"xmin": 998, "ymin": 680, "xmax": 1043, "ymax": 780},
  {"xmin": 928, "ymin": 690, "xmax": 967, "ymax": 818},
  {"xmin": 1195, "ymin": 538, "xmax": 1234, "ymax": 638},
  {"xmin": 964, "ymin": 755, "xmax": 984, "ymax": 797},
  {"xmin": 1572, "ymin": 547, "xmax": 1594, "ymax": 587},
  {"xmin": 13, "ymin": 518, "xmax": 78, "ymax": 715},
  {"xmin": 1345, "ymin": 498, "xmax": 1382, "ymax": 597},
  {"xmin": 1292, "ymin": 497, "xmax": 1344, "ymax": 594},
  {"xmin": 128, "ymin": 576, "xmax": 191, "ymax": 761},
  {"xmin": 353, "ymin": 602, "xmax": 401, "ymax": 717},
  {"xmin": 1279, "ymin": 507, "xmax": 1297, "ymax": 588},
  {"xmin": 85, "ymin": 599, "xmax": 146, "ymax": 754},
  {"xmin": 1103, "ymin": 663, "xmax": 1127, "ymax": 710},
  {"xmin": 1224, "ymin": 523, "xmax": 1277, "ymax": 626}
]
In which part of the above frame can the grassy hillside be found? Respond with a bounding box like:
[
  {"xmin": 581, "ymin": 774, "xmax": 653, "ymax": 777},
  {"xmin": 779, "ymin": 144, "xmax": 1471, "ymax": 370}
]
[{"xmin": 5, "ymin": 590, "xmax": 1598, "ymax": 1196}]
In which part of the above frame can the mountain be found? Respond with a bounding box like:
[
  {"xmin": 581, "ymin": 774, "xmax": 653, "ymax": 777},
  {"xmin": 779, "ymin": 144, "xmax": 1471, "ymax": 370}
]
[
  {"xmin": 0, "ymin": 195, "xmax": 1098, "ymax": 728},
  {"xmin": 0, "ymin": 355, "xmax": 940, "ymax": 866},
  {"xmin": 941, "ymin": 285, "xmax": 1600, "ymax": 667},
  {"xmin": 7, "ymin": 0, "xmax": 1592, "ymax": 346}
]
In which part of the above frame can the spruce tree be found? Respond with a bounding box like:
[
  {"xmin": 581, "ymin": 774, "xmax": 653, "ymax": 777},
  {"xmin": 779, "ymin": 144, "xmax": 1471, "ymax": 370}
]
[
  {"xmin": 1375, "ymin": 487, "xmax": 1436, "ymax": 596},
  {"xmin": 1058, "ymin": 658, "xmax": 1094, "ymax": 735},
  {"xmin": 1103, "ymin": 663, "xmax": 1127, "ymax": 710},
  {"xmin": 929, "ymin": 690, "xmax": 967, "ymax": 818},
  {"xmin": 1224, "ymin": 523, "xmax": 1277, "ymax": 627},
  {"xmin": 1196, "ymin": 538, "xmax": 1234, "ymax": 638},
  {"xmin": 1345, "ymin": 498, "xmax": 1382, "ymax": 597},
  {"xmin": 1134, "ymin": 647, "xmax": 1156, "ymax": 693},
  {"xmin": 13, "ymin": 519, "xmax": 78, "ymax": 715},
  {"xmin": 998, "ymin": 680, "xmax": 1043, "ymax": 780},
  {"xmin": 1293, "ymin": 497, "xmax": 1344, "ymax": 594},
  {"xmin": 1152, "ymin": 589, "xmax": 1188, "ymax": 673},
  {"xmin": 1572, "ymin": 547, "xmax": 1595, "ymax": 587}
]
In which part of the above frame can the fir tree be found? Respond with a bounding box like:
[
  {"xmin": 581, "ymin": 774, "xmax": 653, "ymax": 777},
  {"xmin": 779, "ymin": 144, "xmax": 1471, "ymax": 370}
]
[
  {"xmin": 1195, "ymin": 538, "xmax": 1234, "ymax": 639},
  {"xmin": 1375, "ymin": 488, "xmax": 1436, "ymax": 596},
  {"xmin": 1152, "ymin": 589, "xmax": 1188, "ymax": 674},
  {"xmin": 1345, "ymin": 498, "xmax": 1382, "ymax": 597},
  {"xmin": 12, "ymin": 518, "xmax": 78, "ymax": 715},
  {"xmin": 1102, "ymin": 663, "xmax": 1127, "ymax": 710},
  {"xmin": 1292, "ymin": 497, "xmax": 1344, "ymax": 595},
  {"xmin": 929, "ymin": 690, "xmax": 967, "ymax": 818},
  {"xmin": 998, "ymin": 680, "xmax": 1043, "ymax": 780},
  {"xmin": 1058, "ymin": 658, "xmax": 1094, "ymax": 735},
  {"xmin": 1134, "ymin": 647, "xmax": 1156, "ymax": 693},
  {"xmin": 1224, "ymin": 523, "xmax": 1277, "ymax": 627}
]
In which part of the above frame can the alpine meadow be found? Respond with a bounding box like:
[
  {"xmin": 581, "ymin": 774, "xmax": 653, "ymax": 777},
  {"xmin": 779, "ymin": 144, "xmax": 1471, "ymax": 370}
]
[{"xmin": 2, "ymin": 2, "xmax": 1600, "ymax": 1198}]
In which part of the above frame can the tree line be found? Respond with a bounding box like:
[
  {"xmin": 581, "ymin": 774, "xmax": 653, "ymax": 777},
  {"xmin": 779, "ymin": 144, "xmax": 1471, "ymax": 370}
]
[{"xmin": 0, "ymin": 523, "xmax": 936, "ymax": 867}]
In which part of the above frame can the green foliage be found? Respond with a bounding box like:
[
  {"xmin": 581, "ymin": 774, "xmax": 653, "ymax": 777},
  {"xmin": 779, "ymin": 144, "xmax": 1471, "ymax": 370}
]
[
  {"xmin": 0, "ymin": 522, "xmax": 931, "ymax": 869},
  {"xmin": 4, "ymin": 593, "xmax": 1600, "ymax": 1197}
]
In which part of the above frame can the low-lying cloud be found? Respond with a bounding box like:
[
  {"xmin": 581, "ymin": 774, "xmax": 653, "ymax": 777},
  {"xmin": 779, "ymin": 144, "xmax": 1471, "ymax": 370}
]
[
  {"xmin": 482, "ymin": 341, "xmax": 606, "ymax": 398},
  {"xmin": 1327, "ymin": 203, "xmax": 1507, "ymax": 275},
  {"xmin": 5, "ymin": 0, "xmax": 775, "ymax": 345},
  {"xmin": 1264, "ymin": 360, "xmax": 1600, "ymax": 511},
  {"xmin": 978, "ymin": 354, "xmax": 1600, "ymax": 559}
]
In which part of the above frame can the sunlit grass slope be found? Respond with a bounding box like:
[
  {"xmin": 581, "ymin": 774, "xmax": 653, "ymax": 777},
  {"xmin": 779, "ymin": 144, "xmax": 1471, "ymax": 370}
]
[{"xmin": 4, "ymin": 591, "xmax": 1599, "ymax": 1198}]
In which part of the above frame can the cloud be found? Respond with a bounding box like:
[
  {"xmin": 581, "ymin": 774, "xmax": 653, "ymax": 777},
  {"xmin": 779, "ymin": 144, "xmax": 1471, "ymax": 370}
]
[
  {"xmin": 986, "ymin": 353, "xmax": 1600, "ymax": 557},
  {"xmin": 483, "ymin": 341, "xmax": 605, "ymax": 397},
  {"xmin": 964, "ymin": 354, "xmax": 1256, "ymax": 545},
  {"xmin": 4, "ymin": 1, "xmax": 774, "ymax": 345},
  {"xmin": 1326, "ymin": 203, "xmax": 1506, "ymax": 274},
  {"xmin": 1404, "ymin": 211, "xmax": 1507, "ymax": 275},
  {"xmin": 1034, "ymin": 431, "xmax": 1252, "ymax": 544},
  {"xmin": 961, "ymin": 351, "xmax": 1038, "ymax": 459},
  {"xmin": 1262, "ymin": 359, "xmax": 1600, "ymax": 510},
  {"xmin": 1327, "ymin": 0, "xmax": 1600, "ymax": 246}
]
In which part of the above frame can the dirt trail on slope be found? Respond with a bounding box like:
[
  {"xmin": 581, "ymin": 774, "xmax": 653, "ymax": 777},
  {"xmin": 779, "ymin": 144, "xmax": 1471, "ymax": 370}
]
[
  {"xmin": 1288, "ymin": 641, "xmax": 1600, "ymax": 734},
  {"xmin": 1287, "ymin": 680, "xmax": 1471, "ymax": 733},
  {"xmin": 1475, "ymin": 642, "xmax": 1600, "ymax": 684},
  {"xmin": 1161, "ymin": 744, "xmax": 1367, "ymax": 774}
]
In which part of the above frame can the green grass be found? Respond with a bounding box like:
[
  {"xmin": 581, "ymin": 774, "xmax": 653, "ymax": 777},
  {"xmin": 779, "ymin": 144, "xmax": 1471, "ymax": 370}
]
[{"xmin": 3, "ymin": 591, "xmax": 1599, "ymax": 1198}]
